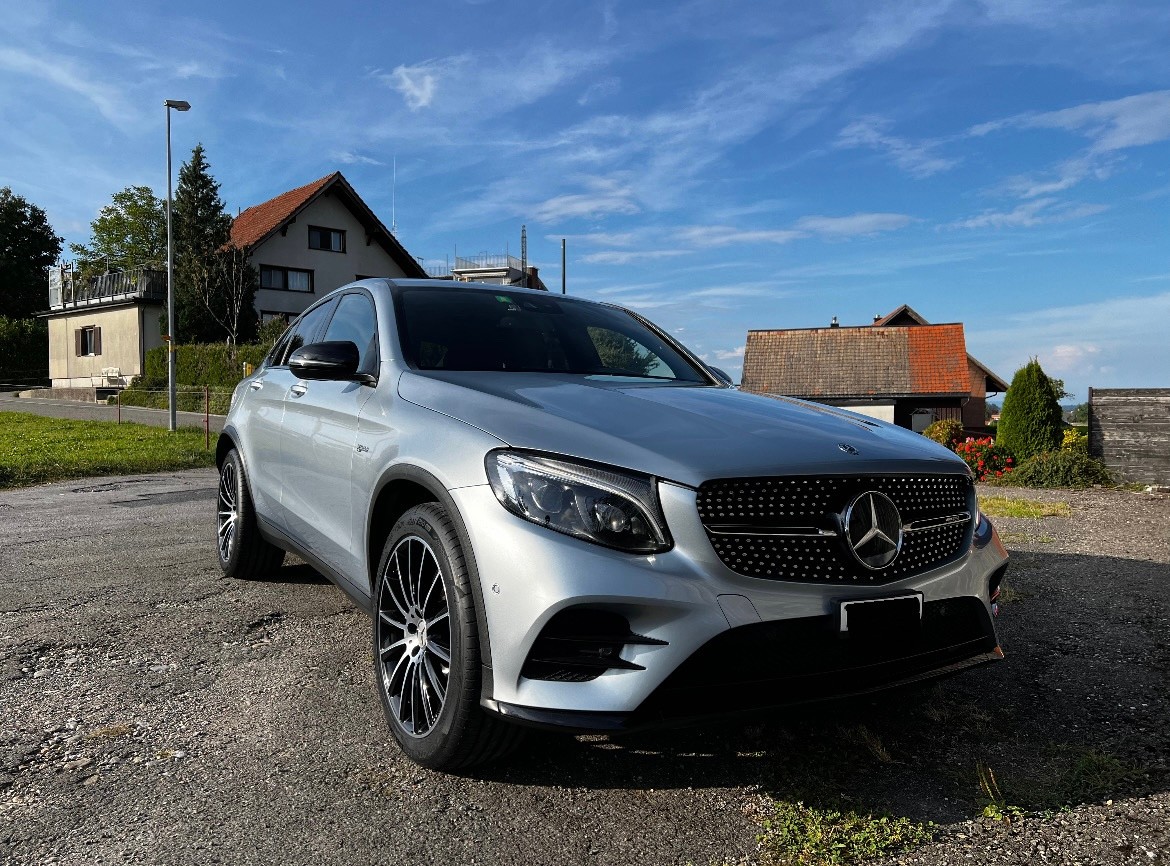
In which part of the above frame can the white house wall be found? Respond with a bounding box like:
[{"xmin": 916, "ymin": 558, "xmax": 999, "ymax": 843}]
[
  {"xmin": 47, "ymin": 303, "xmax": 163, "ymax": 388},
  {"xmin": 250, "ymin": 193, "xmax": 410, "ymax": 317}
]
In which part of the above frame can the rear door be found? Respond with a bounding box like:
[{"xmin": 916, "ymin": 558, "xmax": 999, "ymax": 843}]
[{"xmin": 278, "ymin": 290, "xmax": 379, "ymax": 587}]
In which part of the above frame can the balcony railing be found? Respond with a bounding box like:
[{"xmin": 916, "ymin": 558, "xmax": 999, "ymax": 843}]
[{"xmin": 49, "ymin": 267, "xmax": 167, "ymax": 310}]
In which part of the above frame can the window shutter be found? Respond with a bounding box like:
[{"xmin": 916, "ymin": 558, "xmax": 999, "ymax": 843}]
[
  {"xmin": 75, "ymin": 329, "xmax": 82, "ymax": 357},
  {"xmin": 94, "ymin": 327, "xmax": 103, "ymax": 356}
]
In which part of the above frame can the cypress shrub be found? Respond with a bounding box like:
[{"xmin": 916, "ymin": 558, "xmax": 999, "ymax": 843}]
[{"xmin": 996, "ymin": 359, "xmax": 1063, "ymax": 462}]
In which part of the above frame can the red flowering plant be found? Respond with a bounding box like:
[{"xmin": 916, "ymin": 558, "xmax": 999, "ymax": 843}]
[{"xmin": 953, "ymin": 436, "xmax": 1014, "ymax": 481}]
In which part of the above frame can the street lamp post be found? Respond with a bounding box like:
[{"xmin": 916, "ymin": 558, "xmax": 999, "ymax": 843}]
[{"xmin": 164, "ymin": 99, "xmax": 190, "ymax": 432}]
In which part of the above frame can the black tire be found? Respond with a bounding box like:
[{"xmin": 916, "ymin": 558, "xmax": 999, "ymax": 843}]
[
  {"xmin": 216, "ymin": 449, "xmax": 284, "ymax": 579},
  {"xmin": 373, "ymin": 502, "xmax": 523, "ymax": 770}
]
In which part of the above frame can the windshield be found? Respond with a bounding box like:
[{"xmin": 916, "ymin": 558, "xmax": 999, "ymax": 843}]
[{"xmin": 395, "ymin": 287, "xmax": 708, "ymax": 383}]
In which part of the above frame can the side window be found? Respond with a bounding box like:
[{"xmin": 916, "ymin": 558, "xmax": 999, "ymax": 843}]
[
  {"xmin": 323, "ymin": 293, "xmax": 379, "ymax": 377},
  {"xmin": 586, "ymin": 326, "xmax": 673, "ymax": 378},
  {"xmin": 277, "ymin": 300, "xmax": 337, "ymax": 366}
]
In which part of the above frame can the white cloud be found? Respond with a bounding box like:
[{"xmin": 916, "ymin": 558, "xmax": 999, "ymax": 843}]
[
  {"xmin": 836, "ymin": 116, "xmax": 959, "ymax": 178},
  {"xmin": 794, "ymin": 212, "xmax": 914, "ymax": 236},
  {"xmin": 948, "ymin": 198, "xmax": 1108, "ymax": 230},
  {"xmin": 0, "ymin": 47, "xmax": 133, "ymax": 125},
  {"xmin": 384, "ymin": 63, "xmax": 440, "ymax": 110},
  {"xmin": 580, "ymin": 249, "xmax": 688, "ymax": 266},
  {"xmin": 715, "ymin": 345, "xmax": 746, "ymax": 361},
  {"xmin": 532, "ymin": 177, "xmax": 640, "ymax": 222},
  {"xmin": 969, "ymin": 291, "xmax": 1170, "ymax": 399},
  {"xmin": 1027, "ymin": 90, "xmax": 1170, "ymax": 153},
  {"xmin": 333, "ymin": 150, "xmax": 385, "ymax": 166},
  {"xmin": 677, "ymin": 225, "xmax": 805, "ymax": 248},
  {"xmin": 578, "ymin": 76, "xmax": 620, "ymax": 106}
]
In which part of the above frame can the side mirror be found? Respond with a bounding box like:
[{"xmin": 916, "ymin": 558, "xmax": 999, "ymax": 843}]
[
  {"xmin": 709, "ymin": 366, "xmax": 735, "ymax": 387},
  {"xmin": 289, "ymin": 341, "xmax": 372, "ymax": 383}
]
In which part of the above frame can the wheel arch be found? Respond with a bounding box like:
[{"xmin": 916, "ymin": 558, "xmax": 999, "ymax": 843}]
[
  {"xmin": 366, "ymin": 465, "xmax": 494, "ymax": 671},
  {"xmin": 215, "ymin": 425, "xmax": 240, "ymax": 468}
]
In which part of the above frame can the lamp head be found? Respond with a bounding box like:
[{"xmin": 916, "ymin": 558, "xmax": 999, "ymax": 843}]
[{"xmin": 165, "ymin": 100, "xmax": 191, "ymax": 111}]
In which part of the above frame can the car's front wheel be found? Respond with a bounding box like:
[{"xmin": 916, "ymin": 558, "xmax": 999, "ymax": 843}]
[
  {"xmin": 216, "ymin": 449, "xmax": 285, "ymax": 579},
  {"xmin": 373, "ymin": 502, "xmax": 521, "ymax": 769}
]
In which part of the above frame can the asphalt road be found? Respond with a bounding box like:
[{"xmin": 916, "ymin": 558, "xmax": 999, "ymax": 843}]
[
  {"xmin": 0, "ymin": 392, "xmax": 224, "ymax": 432},
  {"xmin": 2, "ymin": 473, "xmax": 1168, "ymax": 865}
]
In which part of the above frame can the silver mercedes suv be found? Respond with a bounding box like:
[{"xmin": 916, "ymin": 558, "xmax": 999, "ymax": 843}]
[{"xmin": 216, "ymin": 278, "xmax": 1009, "ymax": 769}]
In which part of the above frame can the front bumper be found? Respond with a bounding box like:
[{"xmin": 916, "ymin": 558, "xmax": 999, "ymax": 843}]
[{"xmin": 449, "ymin": 480, "xmax": 1008, "ymax": 730}]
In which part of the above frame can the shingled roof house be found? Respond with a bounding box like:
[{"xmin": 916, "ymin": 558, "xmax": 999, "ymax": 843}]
[
  {"xmin": 232, "ymin": 171, "xmax": 426, "ymax": 321},
  {"xmin": 740, "ymin": 305, "xmax": 1008, "ymax": 432}
]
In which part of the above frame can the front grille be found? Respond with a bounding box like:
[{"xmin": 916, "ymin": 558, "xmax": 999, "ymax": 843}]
[{"xmin": 696, "ymin": 474, "xmax": 974, "ymax": 584}]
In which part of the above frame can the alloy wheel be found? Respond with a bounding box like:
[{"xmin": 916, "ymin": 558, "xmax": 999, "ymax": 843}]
[
  {"xmin": 376, "ymin": 535, "xmax": 452, "ymax": 737},
  {"xmin": 217, "ymin": 461, "xmax": 238, "ymax": 563}
]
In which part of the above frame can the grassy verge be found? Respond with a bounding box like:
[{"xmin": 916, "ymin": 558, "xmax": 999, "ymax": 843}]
[
  {"xmin": 979, "ymin": 495, "xmax": 1071, "ymax": 519},
  {"xmin": 0, "ymin": 412, "xmax": 216, "ymax": 489}
]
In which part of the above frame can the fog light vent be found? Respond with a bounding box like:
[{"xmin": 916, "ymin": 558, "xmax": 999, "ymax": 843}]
[{"xmin": 522, "ymin": 609, "xmax": 666, "ymax": 682}]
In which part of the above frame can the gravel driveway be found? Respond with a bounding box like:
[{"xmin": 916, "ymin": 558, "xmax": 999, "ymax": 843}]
[{"xmin": 1, "ymin": 473, "xmax": 1167, "ymax": 865}]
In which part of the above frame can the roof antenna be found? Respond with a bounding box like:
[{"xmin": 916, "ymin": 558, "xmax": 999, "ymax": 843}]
[{"xmin": 391, "ymin": 155, "xmax": 398, "ymax": 236}]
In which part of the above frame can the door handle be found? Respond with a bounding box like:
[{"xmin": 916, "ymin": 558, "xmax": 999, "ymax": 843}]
[
  {"xmin": 290, "ymin": 384, "xmax": 308, "ymax": 398},
  {"xmin": 249, "ymin": 380, "xmax": 263, "ymax": 391}
]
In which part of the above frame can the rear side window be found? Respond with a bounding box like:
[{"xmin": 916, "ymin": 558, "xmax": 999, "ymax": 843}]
[
  {"xmin": 323, "ymin": 293, "xmax": 379, "ymax": 377},
  {"xmin": 275, "ymin": 300, "xmax": 337, "ymax": 366}
]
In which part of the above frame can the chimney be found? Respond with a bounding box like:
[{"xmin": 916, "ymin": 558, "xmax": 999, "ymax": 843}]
[
  {"xmin": 830, "ymin": 316, "xmax": 839, "ymax": 328},
  {"xmin": 873, "ymin": 314, "xmax": 882, "ymax": 323},
  {"xmin": 527, "ymin": 265, "xmax": 540, "ymax": 286}
]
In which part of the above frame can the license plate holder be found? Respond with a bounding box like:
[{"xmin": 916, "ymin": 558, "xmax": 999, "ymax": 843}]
[{"xmin": 838, "ymin": 593, "xmax": 923, "ymax": 636}]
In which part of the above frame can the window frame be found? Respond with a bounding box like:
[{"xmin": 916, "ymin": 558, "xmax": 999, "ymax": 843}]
[
  {"xmin": 259, "ymin": 265, "xmax": 315, "ymax": 293},
  {"xmin": 320, "ymin": 289, "xmax": 380, "ymax": 381},
  {"xmin": 76, "ymin": 325, "xmax": 102, "ymax": 357},
  {"xmin": 308, "ymin": 225, "xmax": 346, "ymax": 253}
]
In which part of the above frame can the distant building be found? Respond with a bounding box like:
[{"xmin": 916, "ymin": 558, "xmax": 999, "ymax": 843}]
[
  {"xmin": 427, "ymin": 254, "xmax": 547, "ymax": 291},
  {"xmin": 740, "ymin": 305, "xmax": 1008, "ymax": 431},
  {"xmin": 232, "ymin": 171, "xmax": 427, "ymax": 321},
  {"xmin": 41, "ymin": 171, "xmax": 427, "ymax": 393},
  {"xmin": 42, "ymin": 266, "xmax": 167, "ymax": 392}
]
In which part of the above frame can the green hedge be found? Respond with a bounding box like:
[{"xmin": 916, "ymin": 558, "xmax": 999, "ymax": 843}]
[
  {"xmin": 143, "ymin": 342, "xmax": 270, "ymax": 387},
  {"xmin": 0, "ymin": 316, "xmax": 49, "ymax": 388},
  {"xmin": 1000, "ymin": 451, "xmax": 1113, "ymax": 489}
]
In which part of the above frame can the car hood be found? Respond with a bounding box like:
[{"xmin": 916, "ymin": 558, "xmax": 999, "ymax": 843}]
[{"xmin": 397, "ymin": 371, "xmax": 967, "ymax": 488}]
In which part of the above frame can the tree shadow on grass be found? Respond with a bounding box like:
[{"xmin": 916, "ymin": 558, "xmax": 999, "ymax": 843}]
[{"xmin": 476, "ymin": 551, "xmax": 1170, "ymax": 826}]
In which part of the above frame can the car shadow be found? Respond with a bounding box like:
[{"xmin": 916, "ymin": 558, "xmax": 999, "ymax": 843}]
[
  {"xmin": 473, "ymin": 551, "xmax": 1170, "ymax": 825},
  {"xmin": 236, "ymin": 561, "xmax": 330, "ymax": 586}
]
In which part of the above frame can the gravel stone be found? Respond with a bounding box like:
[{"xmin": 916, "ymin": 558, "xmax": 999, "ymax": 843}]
[{"xmin": 1, "ymin": 472, "xmax": 1167, "ymax": 865}]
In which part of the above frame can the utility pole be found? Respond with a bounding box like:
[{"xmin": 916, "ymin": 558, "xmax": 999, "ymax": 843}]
[{"xmin": 561, "ymin": 238, "xmax": 566, "ymax": 294}]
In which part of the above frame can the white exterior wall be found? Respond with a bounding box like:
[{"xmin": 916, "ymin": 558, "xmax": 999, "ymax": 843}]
[
  {"xmin": 47, "ymin": 303, "xmax": 164, "ymax": 388},
  {"xmin": 250, "ymin": 193, "xmax": 411, "ymax": 317},
  {"xmin": 844, "ymin": 404, "xmax": 897, "ymax": 424}
]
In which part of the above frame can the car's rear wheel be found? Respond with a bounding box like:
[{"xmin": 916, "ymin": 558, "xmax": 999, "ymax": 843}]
[
  {"xmin": 217, "ymin": 449, "xmax": 284, "ymax": 579},
  {"xmin": 373, "ymin": 502, "xmax": 522, "ymax": 769}
]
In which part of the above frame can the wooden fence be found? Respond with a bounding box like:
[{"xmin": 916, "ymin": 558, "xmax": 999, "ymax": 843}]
[{"xmin": 1088, "ymin": 388, "xmax": 1170, "ymax": 486}]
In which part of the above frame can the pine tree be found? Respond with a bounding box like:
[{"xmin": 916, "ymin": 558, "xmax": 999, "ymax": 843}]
[
  {"xmin": 173, "ymin": 144, "xmax": 236, "ymax": 343},
  {"xmin": 996, "ymin": 358, "xmax": 1064, "ymax": 461}
]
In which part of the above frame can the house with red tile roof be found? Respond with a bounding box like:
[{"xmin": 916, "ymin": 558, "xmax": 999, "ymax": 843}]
[
  {"xmin": 740, "ymin": 306, "xmax": 1008, "ymax": 431},
  {"xmin": 231, "ymin": 171, "xmax": 426, "ymax": 320}
]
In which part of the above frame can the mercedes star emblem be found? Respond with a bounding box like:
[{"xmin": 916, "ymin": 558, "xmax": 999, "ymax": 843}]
[{"xmin": 843, "ymin": 490, "xmax": 904, "ymax": 569}]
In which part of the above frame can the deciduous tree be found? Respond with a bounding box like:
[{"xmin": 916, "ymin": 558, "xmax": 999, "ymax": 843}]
[
  {"xmin": 0, "ymin": 187, "xmax": 62, "ymax": 319},
  {"xmin": 69, "ymin": 186, "xmax": 166, "ymax": 277}
]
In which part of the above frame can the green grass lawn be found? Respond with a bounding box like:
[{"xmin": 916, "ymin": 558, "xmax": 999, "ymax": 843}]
[
  {"xmin": 979, "ymin": 495, "xmax": 1072, "ymax": 519},
  {"xmin": 0, "ymin": 413, "xmax": 217, "ymax": 489}
]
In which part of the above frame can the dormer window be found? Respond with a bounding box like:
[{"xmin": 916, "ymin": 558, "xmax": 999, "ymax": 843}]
[{"xmin": 309, "ymin": 226, "xmax": 345, "ymax": 253}]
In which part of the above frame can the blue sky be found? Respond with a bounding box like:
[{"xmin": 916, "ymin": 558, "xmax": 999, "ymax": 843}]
[{"xmin": 2, "ymin": 0, "xmax": 1168, "ymax": 400}]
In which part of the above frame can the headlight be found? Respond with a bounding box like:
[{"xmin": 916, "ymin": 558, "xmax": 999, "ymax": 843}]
[{"xmin": 485, "ymin": 450, "xmax": 670, "ymax": 553}]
